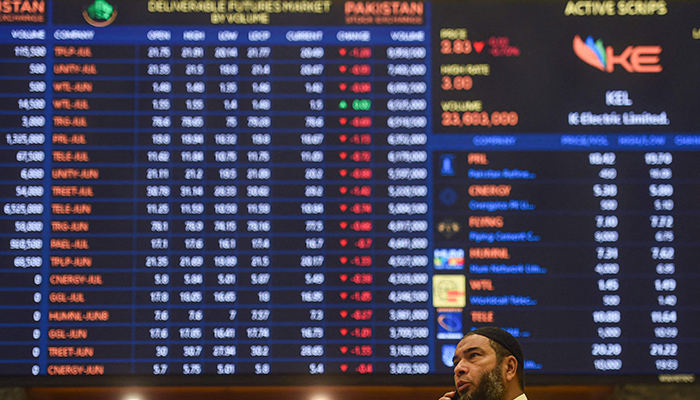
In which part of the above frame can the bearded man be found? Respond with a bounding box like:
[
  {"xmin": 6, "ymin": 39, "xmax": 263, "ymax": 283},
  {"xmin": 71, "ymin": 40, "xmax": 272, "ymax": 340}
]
[{"xmin": 439, "ymin": 327, "xmax": 527, "ymax": 400}]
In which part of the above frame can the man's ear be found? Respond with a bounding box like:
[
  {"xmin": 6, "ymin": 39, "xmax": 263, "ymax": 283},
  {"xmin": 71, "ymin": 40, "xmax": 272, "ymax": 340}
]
[{"xmin": 503, "ymin": 355, "xmax": 518, "ymax": 383}]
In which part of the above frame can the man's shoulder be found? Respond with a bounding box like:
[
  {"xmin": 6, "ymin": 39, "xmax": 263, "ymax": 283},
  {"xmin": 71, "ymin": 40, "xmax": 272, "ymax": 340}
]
[{"xmin": 512, "ymin": 394, "xmax": 528, "ymax": 400}]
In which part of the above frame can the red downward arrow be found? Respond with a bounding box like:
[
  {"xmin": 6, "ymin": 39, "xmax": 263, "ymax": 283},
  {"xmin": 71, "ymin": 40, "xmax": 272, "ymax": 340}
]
[
  {"xmin": 340, "ymin": 310, "xmax": 348, "ymax": 318},
  {"xmin": 340, "ymin": 257, "xmax": 348, "ymax": 264},
  {"xmin": 339, "ymin": 221, "xmax": 348, "ymax": 229},
  {"xmin": 340, "ymin": 364, "xmax": 348, "ymax": 371},
  {"xmin": 340, "ymin": 346, "xmax": 348, "ymax": 354},
  {"xmin": 339, "ymin": 134, "xmax": 348, "ymax": 142},
  {"xmin": 339, "ymin": 186, "xmax": 348, "ymax": 194},
  {"xmin": 339, "ymin": 239, "xmax": 348, "ymax": 247},
  {"xmin": 339, "ymin": 65, "xmax": 347, "ymax": 73},
  {"xmin": 339, "ymin": 204, "xmax": 348, "ymax": 212},
  {"xmin": 340, "ymin": 274, "xmax": 348, "ymax": 282},
  {"xmin": 339, "ymin": 117, "xmax": 347, "ymax": 125},
  {"xmin": 339, "ymin": 48, "xmax": 347, "ymax": 56},
  {"xmin": 473, "ymin": 41, "xmax": 485, "ymax": 53},
  {"xmin": 340, "ymin": 152, "xmax": 348, "ymax": 160},
  {"xmin": 340, "ymin": 292, "xmax": 348, "ymax": 299},
  {"xmin": 340, "ymin": 328, "xmax": 348, "ymax": 336},
  {"xmin": 339, "ymin": 169, "xmax": 348, "ymax": 177},
  {"xmin": 339, "ymin": 83, "xmax": 347, "ymax": 91}
]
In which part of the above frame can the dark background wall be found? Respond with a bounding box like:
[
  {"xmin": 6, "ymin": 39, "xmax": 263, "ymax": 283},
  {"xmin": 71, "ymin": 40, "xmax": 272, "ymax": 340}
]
[{"xmin": 0, "ymin": 385, "xmax": 696, "ymax": 400}]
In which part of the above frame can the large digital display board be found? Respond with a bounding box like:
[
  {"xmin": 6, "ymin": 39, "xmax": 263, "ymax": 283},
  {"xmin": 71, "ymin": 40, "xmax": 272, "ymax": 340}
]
[{"xmin": 0, "ymin": 0, "xmax": 698, "ymax": 383}]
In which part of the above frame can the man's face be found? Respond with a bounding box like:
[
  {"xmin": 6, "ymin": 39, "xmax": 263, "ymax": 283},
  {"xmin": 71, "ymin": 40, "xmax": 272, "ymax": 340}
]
[{"xmin": 452, "ymin": 335, "xmax": 506, "ymax": 400}]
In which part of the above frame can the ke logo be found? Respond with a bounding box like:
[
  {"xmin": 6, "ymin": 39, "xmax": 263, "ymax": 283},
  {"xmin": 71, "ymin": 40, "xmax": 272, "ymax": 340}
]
[{"xmin": 573, "ymin": 35, "xmax": 662, "ymax": 73}]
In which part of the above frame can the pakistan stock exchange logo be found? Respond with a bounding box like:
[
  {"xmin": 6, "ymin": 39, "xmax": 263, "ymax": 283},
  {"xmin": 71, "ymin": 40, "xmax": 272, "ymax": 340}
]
[{"xmin": 83, "ymin": 0, "xmax": 117, "ymax": 27}]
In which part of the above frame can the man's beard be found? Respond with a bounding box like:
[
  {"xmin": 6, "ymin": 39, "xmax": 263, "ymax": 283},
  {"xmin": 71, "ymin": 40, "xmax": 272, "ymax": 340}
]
[{"xmin": 457, "ymin": 366, "xmax": 506, "ymax": 400}]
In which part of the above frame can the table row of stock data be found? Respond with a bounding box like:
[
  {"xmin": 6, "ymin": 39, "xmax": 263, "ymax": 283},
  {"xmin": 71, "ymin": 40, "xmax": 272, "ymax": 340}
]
[
  {"xmin": 433, "ymin": 150, "xmax": 700, "ymax": 374},
  {"xmin": 0, "ymin": 36, "xmax": 433, "ymax": 375}
]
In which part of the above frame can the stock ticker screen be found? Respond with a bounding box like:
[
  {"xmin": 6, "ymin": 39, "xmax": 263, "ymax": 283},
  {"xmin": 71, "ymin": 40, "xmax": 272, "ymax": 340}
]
[{"xmin": 0, "ymin": 0, "xmax": 699, "ymax": 381}]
